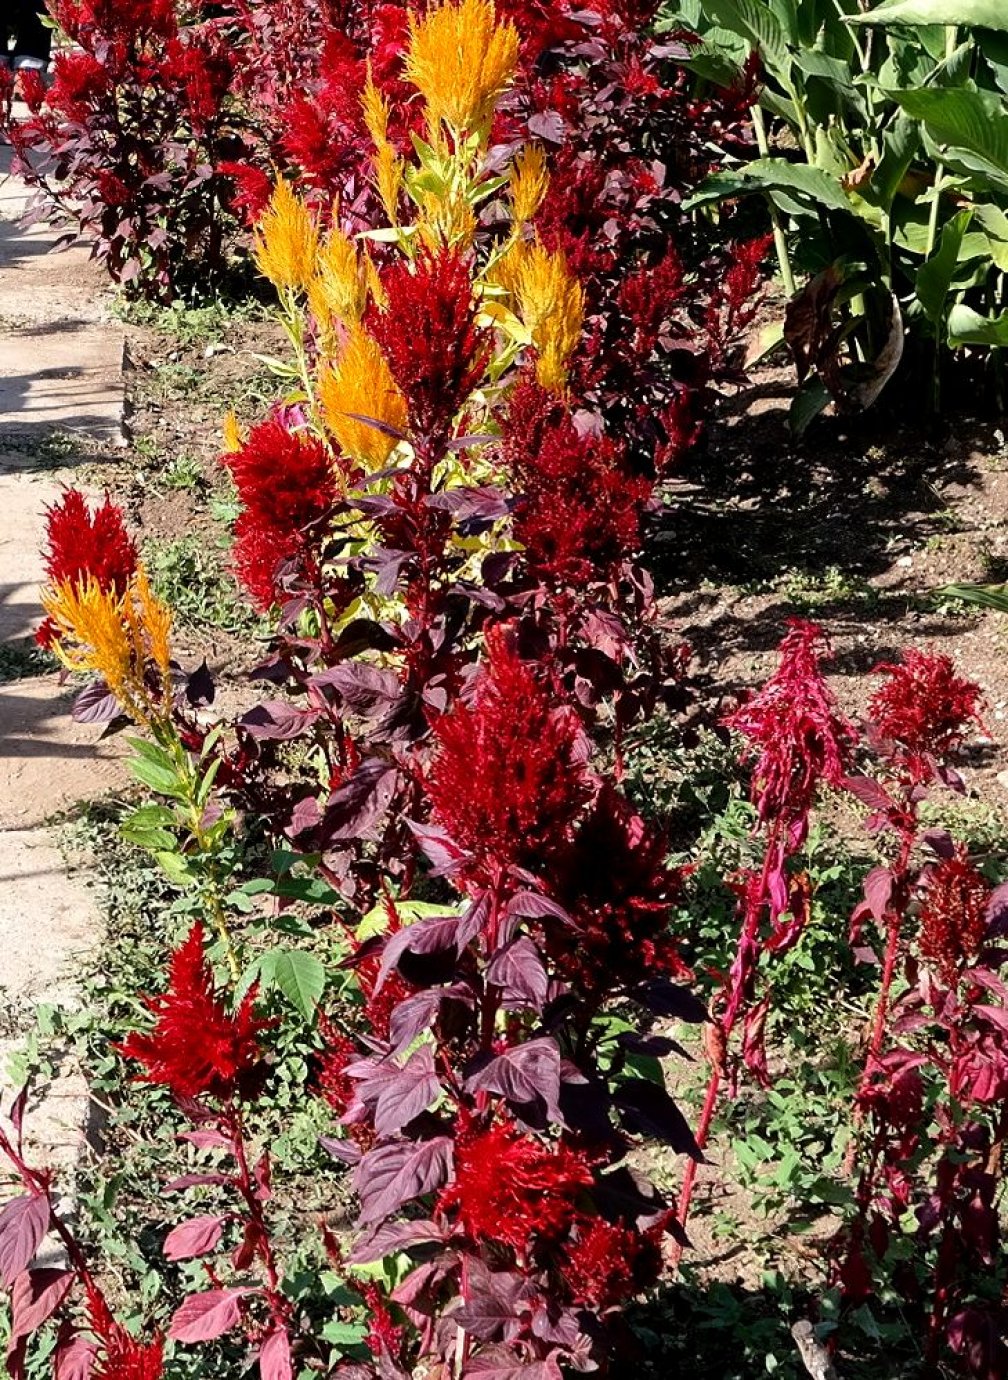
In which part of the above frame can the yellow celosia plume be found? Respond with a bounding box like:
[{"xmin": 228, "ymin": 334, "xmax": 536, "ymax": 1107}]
[
  {"xmin": 308, "ymin": 228, "xmax": 370, "ymax": 330},
  {"xmin": 42, "ymin": 566, "xmax": 173, "ymax": 727},
  {"xmin": 318, "ymin": 325, "xmax": 408, "ymax": 468},
  {"xmin": 405, "ymin": 0, "xmax": 519, "ymax": 141},
  {"xmin": 253, "ymin": 180, "xmax": 321, "ymax": 294},
  {"xmin": 508, "ymin": 241, "xmax": 585, "ymax": 393},
  {"xmin": 362, "ymin": 74, "xmax": 404, "ymax": 221},
  {"xmin": 222, "ymin": 411, "xmax": 243, "ymax": 455},
  {"xmin": 509, "ymin": 145, "xmax": 549, "ymax": 225}
]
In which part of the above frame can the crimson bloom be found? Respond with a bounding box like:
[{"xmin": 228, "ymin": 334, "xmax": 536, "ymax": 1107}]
[
  {"xmin": 120, "ymin": 923, "xmax": 268, "ymax": 1101},
  {"xmin": 562, "ymin": 1216, "xmax": 663, "ymax": 1309},
  {"xmin": 437, "ymin": 1113, "xmax": 594, "ymax": 1252},
  {"xmin": 919, "ymin": 849, "xmax": 990, "ymax": 986},
  {"xmin": 36, "ymin": 487, "xmax": 138, "ymax": 648},
  {"xmin": 222, "ymin": 416, "xmax": 339, "ymax": 610},
  {"xmin": 88, "ymin": 1285, "xmax": 164, "ymax": 1380},
  {"xmin": 426, "ymin": 623, "xmax": 590, "ymax": 881},
  {"xmin": 501, "ymin": 375, "xmax": 652, "ymax": 585},
  {"xmin": 724, "ymin": 619, "xmax": 857, "ymax": 845},
  {"xmin": 365, "ymin": 247, "xmax": 490, "ymax": 450},
  {"xmin": 870, "ymin": 649, "xmax": 984, "ymax": 762}
]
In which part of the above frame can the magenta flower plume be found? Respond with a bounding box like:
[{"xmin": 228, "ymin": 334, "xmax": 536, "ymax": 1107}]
[{"xmin": 724, "ymin": 619, "xmax": 857, "ymax": 846}]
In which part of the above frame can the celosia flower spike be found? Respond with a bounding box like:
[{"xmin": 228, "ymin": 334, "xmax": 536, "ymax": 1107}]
[
  {"xmin": 120, "ymin": 922, "xmax": 268, "ymax": 1102},
  {"xmin": 36, "ymin": 487, "xmax": 137, "ymax": 649},
  {"xmin": 869, "ymin": 649, "xmax": 984, "ymax": 762},
  {"xmin": 509, "ymin": 144, "xmax": 549, "ymax": 226},
  {"xmin": 405, "ymin": 0, "xmax": 519, "ymax": 141},
  {"xmin": 723, "ymin": 619, "xmax": 857, "ymax": 844},
  {"xmin": 88, "ymin": 1285, "xmax": 164, "ymax": 1380},
  {"xmin": 506, "ymin": 241, "xmax": 584, "ymax": 393},
  {"xmin": 318, "ymin": 325, "xmax": 409, "ymax": 470},
  {"xmin": 253, "ymin": 179, "xmax": 320, "ymax": 295},
  {"xmin": 918, "ymin": 848, "xmax": 990, "ymax": 986}
]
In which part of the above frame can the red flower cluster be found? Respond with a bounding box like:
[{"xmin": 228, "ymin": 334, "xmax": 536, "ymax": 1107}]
[
  {"xmin": 562, "ymin": 1217, "xmax": 662, "ymax": 1309},
  {"xmin": 704, "ymin": 234, "xmax": 774, "ymax": 369},
  {"xmin": 316, "ymin": 1013, "xmax": 358, "ymax": 1115},
  {"xmin": 120, "ymin": 923, "xmax": 268, "ymax": 1101},
  {"xmin": 870, "ymin": 650, "xmax": 984, "ymax": 761},
  {"xmin": 366, "ymin": 248, "xmax": 489, "ymax": 451},
  {"xmin": 36, "ymin": 488, "xmax": 138, "ymax": 648},
  {"xmin": 88, "ymin": 1285, "xmax": 164, "ymax": 1380},
  {"xmin": 501, "ymin": 376, "xmax": 652, "ymax": 585},
  {"xmin": 426, "ymin": 624, "xmax": 590, "ymax": 881},
  {"xmin": 919, "ymin": 850, "xmax": 990, "ymax": 987},
  {"xmin": 223, "ymin": 416, "xmax": 339, "ymax": 610},
  {"xmin": 724, "ymin": 619, "xmax": 857, "ymax": 844},
  {"xmin": 437, "ymin": 1113, "xmax": 594, "ymax": 1252}
]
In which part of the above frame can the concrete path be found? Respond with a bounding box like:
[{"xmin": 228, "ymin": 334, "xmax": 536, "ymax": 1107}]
[{"xmin": 0, "ymin": 130, "xmax": 129, "ymax": 1186}]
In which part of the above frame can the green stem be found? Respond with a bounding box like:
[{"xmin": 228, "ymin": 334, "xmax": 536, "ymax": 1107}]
[{"xmin": 751, "ymin": 104, "xmax": 796, "ymax": 299}]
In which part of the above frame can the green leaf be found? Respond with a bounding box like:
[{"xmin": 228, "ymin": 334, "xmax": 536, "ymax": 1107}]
[
  {"xmin": 853, "ymin": 0, "xmax": 1008, "ymax": 29},
  {"xmin": 973, "ymin": 203, "xmax": 1008, "ymax": 269},
  {"xmin": 154, "ymin": 851, "xmax": 198, "ymax": 888},
  {"xmin": 873, "ymin": 112, "xmax": 920, "ymax": 210},
  {"xmin": 916, "ymin": 208, "xmax": 972, "ymax": 322},
  {"xmin": 129, "ymin": 755, "xmax": 186, "ymax": 798},
  {"xmin": 790, "ymin": 377, "xmax": 833, "ymax": 437},
  {"xmin": 947, "ymin": 302, "xmax": 1008, "ymax": 344},
  {"xmin": 271, "ymin": 950, "xmax": 326, "ymax": 1019},
  {"xmin": 887, "ymin": 86, "xmax": 1008, "ymax": 190},
  {"xmin": 699, "ymin": 0, "xmax": 789, "ymax": 69},
  {"xmin": 937, "ymin": 580, "xmax": 1008, "ymax": 610},
  {"xmin": 685, "ymin": 158, "xmax": 852, "ymax": 212}
]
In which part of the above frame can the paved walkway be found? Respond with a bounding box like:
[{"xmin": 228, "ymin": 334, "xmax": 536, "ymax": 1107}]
[{"xmin": 0, "ymin": 131, "xmax": 128, "ymax": 1182}]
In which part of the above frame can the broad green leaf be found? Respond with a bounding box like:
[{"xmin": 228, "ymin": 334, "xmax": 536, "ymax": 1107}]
[
  {"xmin": 887, "ymin": 86, "xmax": 1008, "ymax": 190},
  {"xmin": 684, "ymin": 158, "xmax": 852, "ymax": 212},
  {"xmin": 155, "ymin": 851, "xmax": 198, "ymax": 888},
  {"xmin": 790, "ymin": 377, "xmax": 833, "ymax": 437},
  {"xmin": 973, "ymin": 203, "xmax": 1008, "ymax": 270},
  {"xmin": 947, "ymin": 302, "xmax": 1008, "ymax": 344},
  {"xmin": 853, "ymin": 0, "xmax": 1008, "ymax": 29},
  {"xmin": 270, "ymin": 950, "xmax": 326, "ymax": 1019},
  {"xmin": 872, "ymin": 113, "xmax": 920, "ymax": 210},
  {"xmin": 129, "ymin": 755, "xmax": 187, "ymax": 798},
  {"xmin": 916, "ymin": 209, "xmax": 972, "ymax": 322},
  {"xmin": 936, "ymin": 581, "xmax": 1008, "ymax": 610},
  {"xmin": 699, "ymin": 0, "xmax": 789, "ymax": 69}
]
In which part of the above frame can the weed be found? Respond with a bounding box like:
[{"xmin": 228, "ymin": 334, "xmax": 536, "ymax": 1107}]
[{"xmin": 143, "ymin": 534, "xmax": 262, "ymax": 634}]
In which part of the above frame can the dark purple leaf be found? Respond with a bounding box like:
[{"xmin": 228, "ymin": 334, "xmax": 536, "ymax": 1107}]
[
  {"xmin": 375, "ymin": 898, "xmax": 486, "ymax": 991},
  {"xmin": 464, "ymin": 1353, "xmax": 563, "ymax": 1378},
  {"xmin": 320, "ymin": 1136, "xmax": 362, "ymax": 1166},
  {"xmin": 615, "ymin": 1080, "xmax": 701, "ymax": 1157},
  {"xmin": 313, "ymin": 662, "xmax": 401, "ymax": 711},
  {"xmin": 163, "ymin": 1214, "xmax": 226, "ymax": 1262},
  {"xmin": 406, "ymin": 821, "xmax": 470, "ymax": 876},
  {"xmin": 0, "ymin": 1195, "xmax": 50, "ymax": 1287},
  {"xmin": 168, "ymin": 1289, "xmax": 250, "ymax": 1344},
  {"xmin": 322, "ymin": 760, "xmax": 400, "ymax": 842},
  {"xmin": 389, "ymin": 985, "xmax": 474, "ymax": 1051},
  {"xmin": 862, "ymin": 866, "xmax": 894, "ymax": 923},
  {"xmin": 53, "ymin": 1333, "xmax": 96, "ymax": 1380},
  {"xmin": 72, "ymin": 680, "xmax": 120, "ymax": 725},
  {"xmin": 185, "ymin": 660, "xmax": 215, "ymax": 708},
  {"xmin": 347, "ymin": 1047, "xmax": 442, "ymax": 1137},
  {"xmin": 353, "ymin": 1137, "xmax": 453, "ymax": 1224},
  {"xmin": 465, "ymin": 1037, "xmax": 562, "ymax": 1122},
  {"xmin": 348, "ymin": 1219, "xmax": 444, "ymax": 1265},
  {"xmin": 239, "ymin": 702, "xmax": 321, "ymax": 742},
  {"xmin": 503, "ymin": 892, "xmax": 574, "ymax": 926},
  {"xmin": 841, "ymin": 774, "xmax": 895, "ymax": 813},
  {"xmin": 487, "ymin": 939, "xmax": 549, "ymax": 1010}
]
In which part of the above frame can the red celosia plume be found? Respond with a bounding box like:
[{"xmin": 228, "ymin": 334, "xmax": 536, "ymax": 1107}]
[
  {"xmin": 120, "ymin": 923, "xmax": 268, "ymax": 1101},
  {"xmin": 870, "ymin": 649, "xmax": 984, "ymax": 761}
]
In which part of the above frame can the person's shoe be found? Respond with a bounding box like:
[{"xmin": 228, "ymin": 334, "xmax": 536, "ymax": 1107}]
[{"xmin": 13, "ymin": 56, "xmax": 46, "ymax": 72}]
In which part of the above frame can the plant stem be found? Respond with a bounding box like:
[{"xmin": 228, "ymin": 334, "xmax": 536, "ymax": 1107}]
[{"xmin": 751, "ymin": 104, "xmax": 796, "ymax": 299}]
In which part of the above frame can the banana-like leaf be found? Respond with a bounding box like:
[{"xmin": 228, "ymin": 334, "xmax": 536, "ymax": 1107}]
[
  {"xmin": 684, "ymin": 158, "xmax": 852, "ymax": 212},
  {"xmin": 947, "ymin": 303, "xmax": 1008, "ymax": 345},
  {"xmin": 853, "ymin": 0, "xmax": 1008, "ymax": 29},
  {"xmin": 916, "ymin": 209, "xmax": 972, "ymax": 323},
  {"xmin": 937, "ymin": 582, "xmax": 1008, "ymax": 611},
  {"xmin": 888, "ymin": 86, "xmax": 1008, "ymax": 190}
]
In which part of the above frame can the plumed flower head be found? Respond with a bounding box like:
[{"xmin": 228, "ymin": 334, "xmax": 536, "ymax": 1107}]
[
  {"xmin": 40, "ymin": 487, "xmax": 137, "ymax": 597},
  {"xmin": 724, "ymin": 619, "xmax": 857, "ymax": 844},
  {"xmin": 919, "ymin": 848, "xmax": 990, "ymax": 987},
  {"xmin": 365, "ymin": 247, "xmax": 490, "ymax": 449},
  {"xmin": 870, "ymin": 649, "xmax": 984, "ymax": 764},
  {"xmin": 222, "ymin": 416, "xmax": 339, "ymax": 610},
  {"xmin": 405, "ymin": 0, "xmax": 519, "ymax": 141},
  {"xmin": 426, "ymin": 623, "xmax": 590, "ymax": 882},
  {"xmin": 120, "ymin": 923, "xmax": 268, "ymax": 1102},
  {"xmin": 88, "ymin": 1285, "xmax": 164, "ymax": 1380},
  {"xmin": 501, "ymin": 375, "xmax": 651, "ymax": 585},
  {"xmin": 501, "ymin": 240, "xmax": 584, "ymax": 393},
  {"xmin": 253, "ymin": 179, "xmax": 321, "ymax": 294},
  {"xmin": 318, "ymin": 324, "xmax": 408, "ymax": 470},
  {"xmin": 437, "ymin": 1112, "xmax": 594, "ymax": 1251},
  {"xmin": 36, "ymin": 488, "xmax": 138, "ymax": 651},
  {"xmin": 562, "ymin": 1216, "xmax": 663, "ymax": 1309}
]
